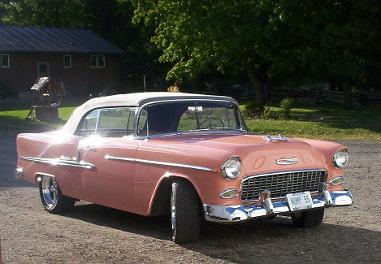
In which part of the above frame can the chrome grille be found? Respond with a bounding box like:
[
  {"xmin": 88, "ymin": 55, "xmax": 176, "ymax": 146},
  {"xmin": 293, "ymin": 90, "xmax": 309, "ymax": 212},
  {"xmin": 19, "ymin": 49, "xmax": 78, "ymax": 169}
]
[{"xmin": 240, "ymin": 170, "xmax": 327, "ymax": 201}]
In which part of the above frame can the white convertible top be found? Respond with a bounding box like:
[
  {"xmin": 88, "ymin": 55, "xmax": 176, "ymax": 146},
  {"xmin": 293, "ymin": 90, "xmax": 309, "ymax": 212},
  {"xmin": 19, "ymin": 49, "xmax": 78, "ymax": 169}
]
[{"xmin": 61, "ymin": 92, "xmax": 236, "ymax": 134}]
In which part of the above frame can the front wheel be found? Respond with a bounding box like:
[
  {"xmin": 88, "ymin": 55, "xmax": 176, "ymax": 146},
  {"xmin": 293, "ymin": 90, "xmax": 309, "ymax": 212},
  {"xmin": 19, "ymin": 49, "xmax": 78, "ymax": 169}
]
[
  {"xmin": 170, "ymin": 180, "xmax": 200, "ymax": 243},
  {"xmin": 39, "ymin": 176, "xmax": 75, "ymax": 213},
  {"xmin": 291, "ymin": 208, "xmax": 325, "ymax": 228}
]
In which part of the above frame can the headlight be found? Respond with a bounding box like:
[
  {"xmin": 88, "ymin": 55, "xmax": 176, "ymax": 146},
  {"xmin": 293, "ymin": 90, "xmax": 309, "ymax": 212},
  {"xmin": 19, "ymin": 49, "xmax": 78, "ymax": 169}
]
[
  {"xmin": 332, "ymin": 149, "xmax": 348, "ymax": 168},
  {"xmin": 221, "ymin": 157, "xmax": 241, "ymax": 179}
]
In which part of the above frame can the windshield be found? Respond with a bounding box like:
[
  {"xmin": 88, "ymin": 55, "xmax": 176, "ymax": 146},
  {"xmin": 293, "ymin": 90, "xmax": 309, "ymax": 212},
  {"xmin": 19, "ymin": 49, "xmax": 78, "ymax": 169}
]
[{"xmin": 137, "ymin": 101, "xmax": 244, "ymax": 136}]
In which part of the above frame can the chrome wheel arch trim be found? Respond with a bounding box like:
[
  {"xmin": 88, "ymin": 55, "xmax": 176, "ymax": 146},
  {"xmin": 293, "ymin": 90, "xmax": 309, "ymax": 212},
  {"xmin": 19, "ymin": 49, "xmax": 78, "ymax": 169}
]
[
  {"xmin": 35, "ymin": 172, "xmax": 55, "ymax": 181},
  {"xmin": 20, "ymin": 156, "xmax": 95, "ymax": 170},
  {"xmin": 104, "ymin": 154, "xmax": 213, "ymax": 172}
]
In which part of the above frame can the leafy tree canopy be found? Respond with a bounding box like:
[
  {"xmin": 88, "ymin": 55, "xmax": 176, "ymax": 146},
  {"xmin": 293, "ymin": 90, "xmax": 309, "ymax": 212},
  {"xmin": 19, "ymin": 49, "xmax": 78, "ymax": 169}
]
[{"xmin": 133, "ymin": 0, "xmax": 381, "ymax": 106}]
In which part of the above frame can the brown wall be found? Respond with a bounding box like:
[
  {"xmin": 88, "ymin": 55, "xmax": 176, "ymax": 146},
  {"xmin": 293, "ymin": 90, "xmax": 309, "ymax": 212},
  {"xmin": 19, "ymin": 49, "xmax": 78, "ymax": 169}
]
[{"xmin": 0, "ymin": 52, "xmax": 121, "ymax": 96}]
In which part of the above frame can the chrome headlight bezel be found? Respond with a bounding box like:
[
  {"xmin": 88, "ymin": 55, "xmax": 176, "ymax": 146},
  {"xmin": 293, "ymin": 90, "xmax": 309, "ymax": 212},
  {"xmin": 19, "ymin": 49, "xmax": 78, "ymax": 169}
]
[
  {"xmin": 332, "ymin": 149, "xmax": 349, "ymax": 168},
  {"xmin": 221, "ymin": 156, "xmax": 242, "ymax": 179}
]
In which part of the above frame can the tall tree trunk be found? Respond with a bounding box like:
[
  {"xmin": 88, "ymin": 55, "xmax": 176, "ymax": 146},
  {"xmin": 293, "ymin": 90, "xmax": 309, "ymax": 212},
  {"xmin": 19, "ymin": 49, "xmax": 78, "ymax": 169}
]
[
  {"xmin": 247, "ymin": 65, "xmax": 266, "ymax": 106},
  {"xmin": 343, "ymin": 82, "xmax": 352, "ymax": 109}
]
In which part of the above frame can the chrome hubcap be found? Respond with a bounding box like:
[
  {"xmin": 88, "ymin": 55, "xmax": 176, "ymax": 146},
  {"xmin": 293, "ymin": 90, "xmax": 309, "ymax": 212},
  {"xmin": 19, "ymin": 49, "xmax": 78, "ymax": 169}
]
[{"xmin": 41, "ymin": 177, "xmax": 58, "ymax": 209}]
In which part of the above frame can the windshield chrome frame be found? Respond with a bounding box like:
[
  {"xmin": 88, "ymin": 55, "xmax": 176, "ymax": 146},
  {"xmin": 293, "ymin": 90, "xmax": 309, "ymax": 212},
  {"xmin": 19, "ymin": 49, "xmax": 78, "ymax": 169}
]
[{"xmin": 133, "ymin": 99, "xmax": 246, "ymax": 139}]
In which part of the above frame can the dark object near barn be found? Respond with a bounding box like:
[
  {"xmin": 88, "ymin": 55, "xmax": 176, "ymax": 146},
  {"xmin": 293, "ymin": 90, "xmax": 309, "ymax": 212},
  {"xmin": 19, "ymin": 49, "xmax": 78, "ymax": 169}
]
[{"xmin": 26, "ymin": 77, "xmax": 65, "ymax": 122}]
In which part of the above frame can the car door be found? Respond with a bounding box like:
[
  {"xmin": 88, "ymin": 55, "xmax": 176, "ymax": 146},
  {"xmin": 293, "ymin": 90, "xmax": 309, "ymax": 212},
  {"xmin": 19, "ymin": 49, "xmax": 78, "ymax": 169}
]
[
  {"xmin": 78, "ymin": 107, "xmax": 140, "ymax": 212},
  {"xmin": 47, "ymin": 134, "xmax": 84, "ymax": 199}
]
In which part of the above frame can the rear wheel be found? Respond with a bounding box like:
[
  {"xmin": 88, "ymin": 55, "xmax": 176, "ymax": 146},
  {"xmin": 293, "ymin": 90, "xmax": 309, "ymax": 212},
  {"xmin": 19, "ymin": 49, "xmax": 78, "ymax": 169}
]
[
  {"xmin": 170, "ymin": 180, "xmax": 200, "ymax": 243},
  {"xmin": 291, "ymin": 208, "xmax": 325, "ymax": 228},
  {"xmin": 39, "ymin": 176, "xmax": 75, "ymax": 213}
]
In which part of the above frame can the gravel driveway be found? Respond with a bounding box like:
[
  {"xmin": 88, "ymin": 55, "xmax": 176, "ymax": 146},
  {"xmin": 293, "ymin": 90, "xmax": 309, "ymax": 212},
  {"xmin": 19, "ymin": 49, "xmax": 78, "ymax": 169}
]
[{"xmin": 0, "ymin": 131, "xmax": 380, "ymax": 263}]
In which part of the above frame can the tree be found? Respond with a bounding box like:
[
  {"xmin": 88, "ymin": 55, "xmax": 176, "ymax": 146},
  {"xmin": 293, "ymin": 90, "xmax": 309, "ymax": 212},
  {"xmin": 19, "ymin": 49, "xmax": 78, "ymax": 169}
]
[
  {"xmin": 133, "ymin": 0, "xmax": 286, "ymax": 106},
  {"xmin": 0, "ymin": 0, "xmax": 86, "ymax": 27},
  {"xmin": 133, "ymin": 0, "xmax": 381, "ymax": 107},
  {"xmin": 279, "ymin": 0, "xmax": 381, "ymax": 108}
]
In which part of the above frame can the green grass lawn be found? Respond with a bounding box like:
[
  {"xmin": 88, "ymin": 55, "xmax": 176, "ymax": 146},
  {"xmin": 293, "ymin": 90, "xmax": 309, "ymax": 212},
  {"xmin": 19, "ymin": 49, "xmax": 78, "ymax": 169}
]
[
  {"xmin": 244, "ymin": 103, "xmax": 381, "ymax": 141},
  {"xmin": 0, "ymin": 103, "xmax": 380, "ymax": 141},
  {"xmin": 0, "ymin": 107, "xmax": 76, "ymax": 132}
]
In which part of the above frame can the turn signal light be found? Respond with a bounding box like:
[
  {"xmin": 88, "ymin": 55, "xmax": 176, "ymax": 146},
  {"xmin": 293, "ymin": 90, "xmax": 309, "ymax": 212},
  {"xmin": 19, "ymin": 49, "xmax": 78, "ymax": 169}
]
[
  {"xmin": 219, "ymin": 188, "xmax": 238, "ymax": 199},
  {"xmin": 329, "ymin": 176, "xmax": 346, "ymax": 185}
]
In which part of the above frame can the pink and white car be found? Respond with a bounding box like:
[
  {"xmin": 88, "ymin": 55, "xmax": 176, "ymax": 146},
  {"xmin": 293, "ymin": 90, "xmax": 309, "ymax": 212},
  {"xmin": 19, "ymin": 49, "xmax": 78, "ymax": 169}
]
[{"xmin": 16, "ymin": 92, "xmax": 353, "ymax": 243}]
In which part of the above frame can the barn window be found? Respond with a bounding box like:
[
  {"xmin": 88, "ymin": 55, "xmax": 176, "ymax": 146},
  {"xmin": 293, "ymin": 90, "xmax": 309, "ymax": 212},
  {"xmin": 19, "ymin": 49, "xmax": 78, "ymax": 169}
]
[
  {"xmin": 37, "ymin": 62, "xmax": 49, "ymax": 77},
  {"xmin": 64, "ymin": 55, "xmax": 71, "ymax": 68},
  {"xmin": 90, "ymin": 55, "xmax": 105, "ymax": 68},
  {"xmin": 0, "ymin": 54, "xmax": 10, "ymax": 68}
]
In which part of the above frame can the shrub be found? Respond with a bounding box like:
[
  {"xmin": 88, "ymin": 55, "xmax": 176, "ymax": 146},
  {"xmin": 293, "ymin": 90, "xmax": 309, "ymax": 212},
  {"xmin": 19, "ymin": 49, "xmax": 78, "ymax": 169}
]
[
  {"xmin": 279, "ymin": 97, "xmax": 294, "ymax": 119},
  {"xmin": 243, "ymin": 101, "xmax": 264, "ymax": 119},
  {"xmin": 262, "ymin": 105, "xmax": 274, "ymax": 119}
]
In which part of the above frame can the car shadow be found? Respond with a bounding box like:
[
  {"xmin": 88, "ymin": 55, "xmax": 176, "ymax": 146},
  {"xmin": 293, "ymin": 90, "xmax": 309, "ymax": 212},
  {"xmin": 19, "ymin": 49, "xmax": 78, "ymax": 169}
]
[
  {"xmin": 62, "ymin": 203, "xmax": 380, "ymax": 263},
  {"xmin": 65, "ymin": 203, "xmax": 170, "ymax": 240}
]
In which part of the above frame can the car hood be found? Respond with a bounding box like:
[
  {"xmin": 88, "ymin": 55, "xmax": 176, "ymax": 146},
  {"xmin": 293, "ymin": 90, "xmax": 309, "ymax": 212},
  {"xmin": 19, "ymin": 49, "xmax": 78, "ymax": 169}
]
[{"xmin": 148, "ymin": 132, "xmax": 342, "ymax": 175}]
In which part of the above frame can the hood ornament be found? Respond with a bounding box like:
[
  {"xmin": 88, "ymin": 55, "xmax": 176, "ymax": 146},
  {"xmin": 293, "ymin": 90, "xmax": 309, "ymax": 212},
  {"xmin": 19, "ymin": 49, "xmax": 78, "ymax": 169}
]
[
  {"xmin": 276, "ymin": 157, "xmax": 299, "ymax": 165},
  {"xmin": 266, "ymin": 134, "xmax": 288, "ymax": 142}
]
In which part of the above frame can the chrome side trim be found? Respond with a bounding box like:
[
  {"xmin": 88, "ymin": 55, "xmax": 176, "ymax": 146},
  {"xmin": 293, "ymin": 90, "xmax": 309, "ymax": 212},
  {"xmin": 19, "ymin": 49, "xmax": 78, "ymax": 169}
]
[
  {"xmin": 104, "ymin": 154, "xmax": 213, "ymax": 172},
  {"xmin": 20, "ymin": 156, "xmax": 95, "ymax": 170}
]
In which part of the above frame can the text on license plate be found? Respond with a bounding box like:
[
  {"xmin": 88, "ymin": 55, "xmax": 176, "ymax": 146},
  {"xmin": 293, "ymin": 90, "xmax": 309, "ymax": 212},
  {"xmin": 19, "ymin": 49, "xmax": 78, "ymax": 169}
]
[{"xmin": 286, "ymin": 191, "xmax": 313, "ymax": 211}]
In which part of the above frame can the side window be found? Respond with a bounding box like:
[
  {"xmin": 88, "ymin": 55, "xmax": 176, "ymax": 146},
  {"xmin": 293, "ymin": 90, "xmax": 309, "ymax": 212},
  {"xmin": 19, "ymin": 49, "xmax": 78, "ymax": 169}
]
[
  {"xmin": 77, "ymin": 107, "xmax": 136, "ymax": 137},
  {"xmin": 138, "ymin": 108, "xmax": 148, "ymax": 136},
  {"xmin": 77, "ymin": 109, "xmax": 99, "ymax": 136},
  {"xmin": 97, "ymin": 107, "xmax": 136, "ymax": 137}
]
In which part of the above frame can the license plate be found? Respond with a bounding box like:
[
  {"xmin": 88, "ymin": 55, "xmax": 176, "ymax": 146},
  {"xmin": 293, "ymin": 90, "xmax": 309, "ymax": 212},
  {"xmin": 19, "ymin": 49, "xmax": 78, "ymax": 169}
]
[{"xmin": 287, "ymin": 191, "xmax": 313, "ymax": 211}]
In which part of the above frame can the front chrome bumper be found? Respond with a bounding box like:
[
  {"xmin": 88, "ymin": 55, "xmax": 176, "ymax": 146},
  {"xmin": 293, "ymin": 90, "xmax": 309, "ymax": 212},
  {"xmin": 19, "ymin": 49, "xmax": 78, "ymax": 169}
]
[{"xmin": 203, "ymin": 190, "xmax": 353, "ymax": 223}]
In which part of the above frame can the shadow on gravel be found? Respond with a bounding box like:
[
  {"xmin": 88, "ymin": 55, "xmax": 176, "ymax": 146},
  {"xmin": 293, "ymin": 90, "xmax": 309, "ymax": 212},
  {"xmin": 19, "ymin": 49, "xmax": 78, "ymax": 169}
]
[
  {"xmin": 62, "ymin": 203, "xmax": 380, "ymax": 263},
  {"xmin": 65, "ymin": 203, "xmax": 170, "ymax": 240}
]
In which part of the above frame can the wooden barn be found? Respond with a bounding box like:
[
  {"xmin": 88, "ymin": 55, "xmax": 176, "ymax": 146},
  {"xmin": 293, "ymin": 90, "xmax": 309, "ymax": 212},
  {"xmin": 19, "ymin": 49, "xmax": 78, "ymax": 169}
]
[{"xmin": 0, "ymin": 25, "xmax": 124, "ymax": 97}]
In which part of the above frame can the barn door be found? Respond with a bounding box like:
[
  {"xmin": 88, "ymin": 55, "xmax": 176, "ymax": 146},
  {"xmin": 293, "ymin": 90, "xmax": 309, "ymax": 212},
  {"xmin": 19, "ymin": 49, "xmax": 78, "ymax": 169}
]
[{"xmin": 37, "ymin": 62, "xmax": 49, "ymax": 77}]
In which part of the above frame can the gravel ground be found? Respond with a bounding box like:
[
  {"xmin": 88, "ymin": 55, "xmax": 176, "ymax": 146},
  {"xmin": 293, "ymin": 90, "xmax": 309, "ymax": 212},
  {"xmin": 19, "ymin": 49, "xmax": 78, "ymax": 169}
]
[{"xmin": 0, "ymin": 132, "xmax": 380, "ymax": 264}]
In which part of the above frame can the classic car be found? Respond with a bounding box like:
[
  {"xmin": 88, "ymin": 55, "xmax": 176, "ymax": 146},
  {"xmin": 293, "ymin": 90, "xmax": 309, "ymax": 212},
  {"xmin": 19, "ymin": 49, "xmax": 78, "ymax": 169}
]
[{"xmin": 16, "ymin": 92, "xmax": 353, "ymax": 243}]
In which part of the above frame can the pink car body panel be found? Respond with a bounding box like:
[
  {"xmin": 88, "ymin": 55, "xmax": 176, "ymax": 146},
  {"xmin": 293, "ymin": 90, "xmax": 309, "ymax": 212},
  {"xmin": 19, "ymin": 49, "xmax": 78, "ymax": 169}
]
[{"xmin": 16, "ymin": 131, "xmax": 346, "ymax": 216}]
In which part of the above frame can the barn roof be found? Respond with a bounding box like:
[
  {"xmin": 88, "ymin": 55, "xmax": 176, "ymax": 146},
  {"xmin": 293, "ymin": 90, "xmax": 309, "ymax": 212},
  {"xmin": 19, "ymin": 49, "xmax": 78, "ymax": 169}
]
[{"xmin": 0, "ymin": 25, "xmax": 125, "ymax": 54}]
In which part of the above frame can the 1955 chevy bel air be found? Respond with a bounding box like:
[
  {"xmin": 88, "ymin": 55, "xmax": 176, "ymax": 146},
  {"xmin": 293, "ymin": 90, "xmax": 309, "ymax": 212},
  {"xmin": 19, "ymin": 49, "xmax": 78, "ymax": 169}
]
[{"xmin": 16, "ymin": 92, "xmax": 353, "ymax": 243}]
